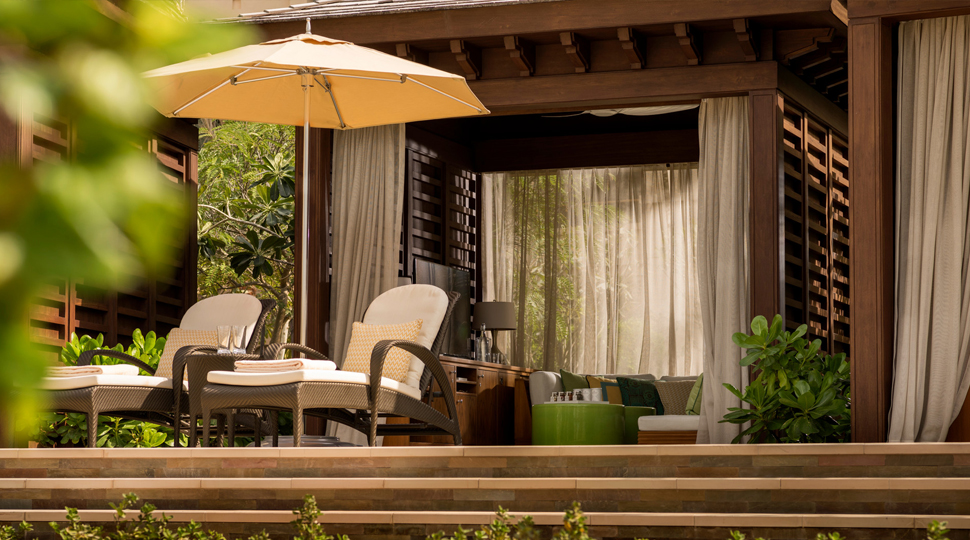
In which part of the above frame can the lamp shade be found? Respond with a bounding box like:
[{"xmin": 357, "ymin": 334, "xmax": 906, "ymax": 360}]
[{"xmin": 473, "ymin": 302, "xmax": 516, "ymax": 331}]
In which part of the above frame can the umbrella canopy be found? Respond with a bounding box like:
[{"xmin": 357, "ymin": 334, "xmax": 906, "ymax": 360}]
[
  {"xmin": 144, "ymin": 32, "xmax": 488, "ymax": 128},
  {"xmin": 145, "ymin": 24, "xmax": 488, "ymax": 344}
]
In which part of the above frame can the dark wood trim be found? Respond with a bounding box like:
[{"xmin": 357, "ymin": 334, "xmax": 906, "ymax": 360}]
[
  {"xmin": 467, "ymin": 62, "xmax": 779, "ymax": 113},
  {"xmin": 153, "ymin": 117, "xmax": 200, "ymax": 151},
  {"xmin": 504, "ymin": 36, "xmax": 536, "ymax": 77},
  {"xmin": 848, "ymin": 17, "xmax": 894, "ymax": 443},
  {"xmin": 293, "ymin": 127, "xmax": 333, "ymax": 356},
  {"xmin": 849, "ymin": 0, "xmax": 970, "ymax": 21},
  {"xmin": 674, "ymin": 23, "xmax": 702, "ymax": 65},
  {"xmin": 617, "ymin": 27, "xmax": 646, "ymax": 69},
  {"xmin": 184, "ymin": 149, "xmax": 199, "ymax": 309},
  {"xmin": 257, "ymin": 0, "xmax": 834, "ymax": 43},
  {"xmin": 734, "ymin": 19, "xmax": 759, "ymax": 62},
  {"xmin": 749, "ymin": 90, "xmax": 783, "ymax": 321},
  {"xmin": 0, "ymin": 102, "xmax": 16, "ymax": 162},
  {"xmin": 475, "ymin": 130, "xmax": 699, "ymax": 172},
  {"xmin": 777, "ymin": 66, "xmax": 848, "ymax": 136}
]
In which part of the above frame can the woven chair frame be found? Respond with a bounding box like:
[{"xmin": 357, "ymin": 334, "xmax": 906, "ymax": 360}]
[
  {"xmin": 200, "ymin": 291, "xmax": 461, "ymax": 447},
  {"xmin": 43, "ymin": 298, "xmax": 276, "ymax": 448}
]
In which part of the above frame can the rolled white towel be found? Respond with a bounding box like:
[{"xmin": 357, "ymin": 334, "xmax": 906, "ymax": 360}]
[
  {"xmin": 234, "ymin": 359, "xmax": 337, "ymax": 373},
  {"xmin": 49, "ymin": 364, "xmax": 140, "ymax": 377}
]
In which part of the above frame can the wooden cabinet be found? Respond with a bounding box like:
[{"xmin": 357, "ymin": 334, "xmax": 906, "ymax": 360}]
[{"xmin": 388, "ymin": 355, "xmax": 533, "ymax": 446}]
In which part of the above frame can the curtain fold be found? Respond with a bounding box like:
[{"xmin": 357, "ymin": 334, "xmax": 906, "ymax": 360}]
[
  {"xmin": 694, "ymin": 96, "xmax": 750, "ymax": 444},
  {"xmin": 890, "ymin": 15, "xmax": 970, "ymax": 442},
  {"xmin": 328, "ymin": 124, "xmax": 405, "ymax": 445},
  {"xmin": 482, "ymin": 164, "xmax": 703, "ymax": 377}
]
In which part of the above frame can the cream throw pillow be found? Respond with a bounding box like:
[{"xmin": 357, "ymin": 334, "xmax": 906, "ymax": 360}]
[
  {"xmin": 156, "ymin": 329, "xmax": 220, "ymax": 380},
  {"xmin": 342, "ymin": 320, "xmax": 423, "ymax": 383}
]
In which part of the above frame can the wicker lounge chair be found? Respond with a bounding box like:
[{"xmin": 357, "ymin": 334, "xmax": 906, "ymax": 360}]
[
  {"xmin": 42, "ymin": 294, "xmax": 276, "ymax": 447},
  {"xmin": 200, "ymin": 285, "xmax": 462, "ymax": 447}
]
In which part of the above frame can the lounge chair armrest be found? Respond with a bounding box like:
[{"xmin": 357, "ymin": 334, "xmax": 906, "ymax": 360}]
[
  {"xmin": 77, "ymin": 349, "xmax": 156, "ymax": 375},
  {"xmin": 370, "ymin": 340, "xmax": 457, "ymax": 421},
  {"xmin": 263, "ymin": 343, "xmax": 329, "ymax": 361}
]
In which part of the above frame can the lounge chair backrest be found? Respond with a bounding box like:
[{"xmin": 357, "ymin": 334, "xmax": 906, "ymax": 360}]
[
  {"xmin": 180, "ymin": 293, "xmax": 264, "ymax": 347},
  {"xmin": 362, "ymin": 285, "xmax": 450, "ymax": 390}
]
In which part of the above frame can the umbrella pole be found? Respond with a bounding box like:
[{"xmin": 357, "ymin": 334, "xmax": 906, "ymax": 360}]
[{"xmin": 299, "ymin": 82, "xmax": 310, "ymax": 347}]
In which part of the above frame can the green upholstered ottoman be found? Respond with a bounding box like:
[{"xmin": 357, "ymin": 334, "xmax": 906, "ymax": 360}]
[
  {"xmin": 623, "ymin": 406, "xmax": 656, "ymax": 444},
  {"xmin": 532, "ymin": 403, "xmax": 624, "ymax": 445}
]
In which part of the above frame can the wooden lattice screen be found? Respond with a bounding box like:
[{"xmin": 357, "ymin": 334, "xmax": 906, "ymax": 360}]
[
  {"xmin": 402, "ymin": 147, "xmax": 479, "ymax": 301},
  {"xmin": 25, "ymin": 111, "xmax": 198, "ymax": 361},
  {"xmin": 781, "ymin": 97, "xmax": 850, "ymax": 357}
]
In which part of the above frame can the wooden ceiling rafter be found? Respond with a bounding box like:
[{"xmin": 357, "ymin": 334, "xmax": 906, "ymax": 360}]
[
  {"xmin": 674, "ymin": 23, "xmax": 701, "ymax": 65},
  {"xmin": 450, "ymin": 39, "xmax": 482, "ymax": 80},
  {"xmin": 396, "ymin": 43, "xmax": 429, "ymax": 65},
  {"xmin": 503, "ymin": 36, "xmax": 536, "ymax": 77},
  {"xmin": 733, "ymin": 18, "xmax": 759, "ymax": 61},
  {"xmin": 776, "ymin": 27, "xmax": 836, "ymax": 65},
  {"xmin": 617, "ymin": 27, "xmax": 646, "ymax": 69},
  {"xmin": 560, "ymin": 32, "xmax": 590, "ymax": 73}
]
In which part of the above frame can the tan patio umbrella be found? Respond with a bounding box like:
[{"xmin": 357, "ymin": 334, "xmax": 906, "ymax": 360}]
[{"xmin": 144, "ymin": 20, "xmax": 488, "ymax": 343}]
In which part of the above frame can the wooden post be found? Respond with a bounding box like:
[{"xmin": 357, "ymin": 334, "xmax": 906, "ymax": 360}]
[
  {"xmin": 847, "ymin": 17, "xmax": 894, "ymax": 443},
  {"xmin": 294, "ymin": 127, "xmax": 333, "ymax": 437},
  {"xmin": 749, "ymin": 90, "xmax": 783, "ymax": 321},
  {"xmin": 294, "ymin": 127, "xmax": 333, "ymax": 355}
]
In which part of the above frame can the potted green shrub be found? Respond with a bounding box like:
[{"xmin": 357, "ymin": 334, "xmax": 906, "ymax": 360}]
[{"xmin": 720, "ymin": 315, "xmax": 850, "ymax": 443}]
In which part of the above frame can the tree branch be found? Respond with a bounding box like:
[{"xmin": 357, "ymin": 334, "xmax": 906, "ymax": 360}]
[{"xmin": 198, "ymin": 204, "xmax": 279, "ymax": 237}]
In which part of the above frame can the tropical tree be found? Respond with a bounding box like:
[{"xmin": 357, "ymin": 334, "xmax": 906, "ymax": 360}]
[{"xmin": 196, "ymin": 120, "xmax": 296, "ymax": 343}]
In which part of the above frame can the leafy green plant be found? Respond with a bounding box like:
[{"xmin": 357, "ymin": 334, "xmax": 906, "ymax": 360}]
[
  {"xmin": 291, "ymin": 495, "xmax": 349, "ymax": 540},
  {"xmin": 197, "ymin": 120, "xmax": 295, "ymax": 344},
  {"xmin": 58, "ymin": 329, "xmax": 166, "ymax": 374},
  {"xmin": 0, "ymin": 520, "xmax": 31, "ymax": 540},
  {"xmin": 927, "ymin": 520, "xmax": 950, "ymax": 540},
  {"xmin": 720, "ymin": 314, "xmax": 850, "ymax": 443}
]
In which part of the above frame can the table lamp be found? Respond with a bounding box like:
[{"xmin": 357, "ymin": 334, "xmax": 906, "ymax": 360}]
[{"xmin": 473, "ymin": 301, "xmax": 516, "ymax": 364}]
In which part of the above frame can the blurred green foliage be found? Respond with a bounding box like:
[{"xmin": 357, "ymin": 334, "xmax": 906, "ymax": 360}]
[
  {"xmin": 58, "ymin": 329, "xmax": 166, "ymax": 375},
  {"xmin": 0, "ymin": 0, "xmax": 251, "ymax": 442}
]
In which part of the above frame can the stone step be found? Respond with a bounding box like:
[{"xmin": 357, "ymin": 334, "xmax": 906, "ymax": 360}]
[
  {"xmin": 2, "ymin": 508, "xmax": 968, "ymax": 528},
  {"xmin": 4, "ymin": 443, "xmax": 969, "ymax": 481},
  {"xmin": 2, "ymin": 476, "xmax": 969, "ymax": 515}
]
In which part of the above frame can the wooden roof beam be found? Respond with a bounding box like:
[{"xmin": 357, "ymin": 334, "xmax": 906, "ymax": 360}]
[
  {"xmin": 733, "ymin": 18, "xmax": 759, "ymax": 61},
  {"xmin": 396, "ymin": 43, "xmax": 428, "ymax": 65},
  {"xmin": 674, "ymin": 23, "xmax": 701, "ymax": 65},
  {"xmin": 450, "ymin": 39, "xmax": 481, "ymax": 80},
  {"xmin": 617, "ymin": 27, "xmax": 646, "ymax": 69},
  {"xmin": 808, "ymin": 55, "xmax": 848, "ymax": 82},
  {"xmin": 504, "ymin": 36, "xmax": 535, "ymax": 77},
  {"xmin": 814, "ymin": 67, "xmax": 848, "ymax": 89},
  {"xmin": 776, "ymin": 28, "xmax": 835, "ymax": 65},
  {"xmin": 560, "ymin": 32, "xmax": 590, "ymax": 73}
]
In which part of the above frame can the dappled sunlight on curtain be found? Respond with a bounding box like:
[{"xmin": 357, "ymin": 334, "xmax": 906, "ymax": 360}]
[{"xmin": 482, "ymin": 164, "xmax": 702, "ymax": 377}]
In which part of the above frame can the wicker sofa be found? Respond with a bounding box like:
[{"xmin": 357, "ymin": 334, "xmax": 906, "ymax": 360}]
[{"xmin": 529, "ymin": 371, "xmax": 700, "ymax": 444}]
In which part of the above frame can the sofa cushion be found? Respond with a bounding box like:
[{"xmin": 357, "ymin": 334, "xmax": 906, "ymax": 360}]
[
  {"xmin": 587, "ymin": 376, "xmax": 623, "ymax": 404},
  {"xmin": 638, "ymin": 414, "xmax": 700, "ymax": 431},
  {"xmin": 660, "ymin": 375, "xmax": 699, "ymax": 382},
  {"xmin": 616, "ymin": 377, "xmax": 664, "ymax": 414},
  {"xmin": 654, "ymin": 380, "xmax": 695, "ymax": 415},
  {"xmin": 560, "ymin": 369, "xmax": 589, "ymax": 391},
  {"xmin": 685, "ymin": 373, "xmax": 704, "ymax": 415}
]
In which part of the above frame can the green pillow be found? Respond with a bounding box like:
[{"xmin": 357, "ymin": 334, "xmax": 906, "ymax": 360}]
[
  {"xmin": 685, "ymin": 373, "xmax": 704, "ymax": 415},
  {"xmin": 560, "ymin": 369, "xmax": 589, "ymax": 392},
  {"xmin": 616, "ymin": 377, "xmax": 664, "ymax": 415}
]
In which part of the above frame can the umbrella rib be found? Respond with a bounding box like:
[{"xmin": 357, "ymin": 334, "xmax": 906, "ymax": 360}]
[
  {"xmin": 322, "ymin": 73, "xmax": 403, "ymax": 83},
  {"xmin": 173, "ymin": 63, "xmax": 262, "ymax": 117},
  {"xmin": 405, "ymin": 77, "xmax": 484, "ymax": 113},
  {"xmin": 229, "ymin": 65, "xmax": 300, "ymax": 74},
  {"xmin": 315, "ymin": 75, "xmax": 346, "ymax": 128},
  {"xmin": 231, "ymin": 72, "xmax": 299, "ymax": 85}
]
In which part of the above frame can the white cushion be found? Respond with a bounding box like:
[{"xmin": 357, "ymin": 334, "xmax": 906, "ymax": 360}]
[
  {"xmin": 179, "ymin": 294, "xmax": 264, "ymax": 347},
  {"xmin": 637, "ymin": 414, "xmax": 700, "ymax": 431},
  {"xmin": 207, "ymin": 369, "xmax": 423, "ymax": 400},
  {"xmin": 362, "ymin": 285, "xmax": 448, "ymax": 391},
  {"xmin": 41, "ymin": 375, "xmax": 187, "ymax": 391}
]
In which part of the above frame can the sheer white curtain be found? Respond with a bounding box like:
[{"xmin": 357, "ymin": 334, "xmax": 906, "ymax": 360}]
[
  {"xmin": 694, "ymin": 96, "xmax": 750, "ymax": 444},
  {"xmin": 482, "ymin": 164, "xmax": 703, "ymax": 377},
  {"xmin": 890, "ymin": 15, "xmax": 970, "ymax": 442},
  {"xmin": 329, "ymin": 124, "xmax": 405, "ymax": 445}
]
